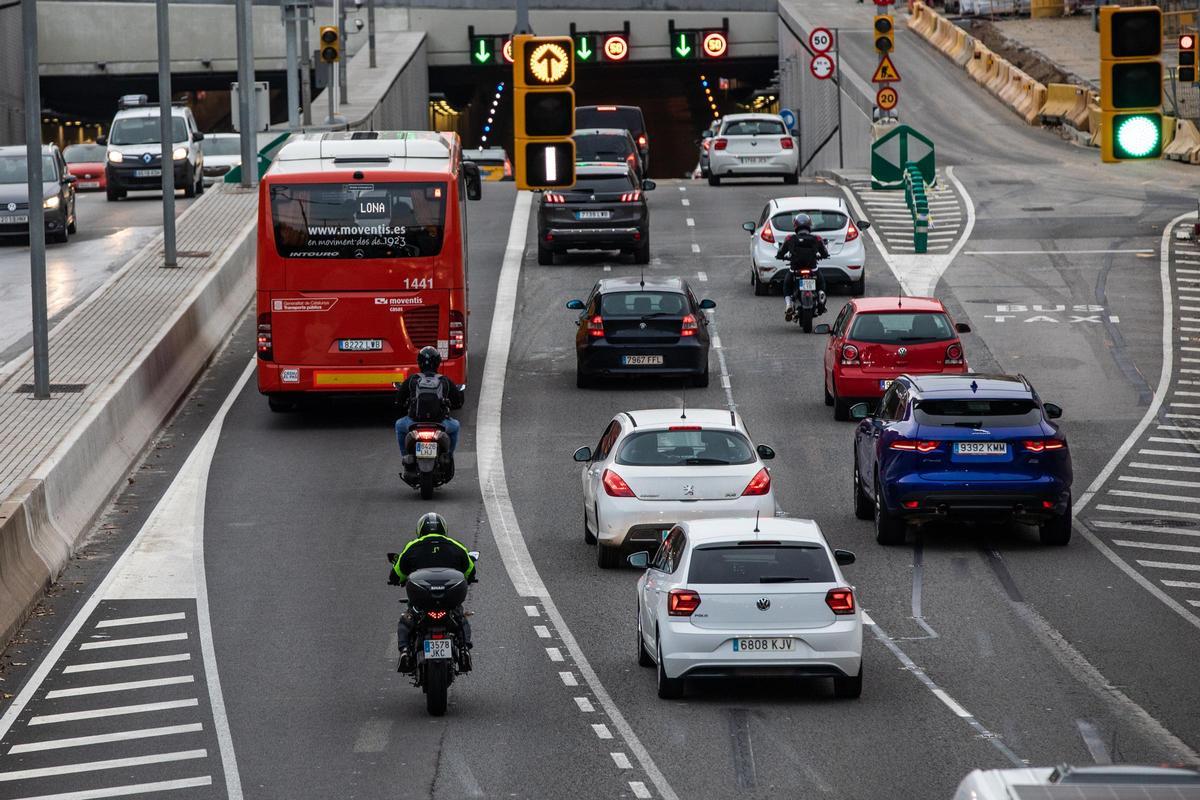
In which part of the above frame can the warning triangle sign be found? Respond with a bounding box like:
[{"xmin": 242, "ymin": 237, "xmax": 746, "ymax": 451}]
[{"xmin": 872, "ymin": 55, "xmax": 901, "ymax": 83}]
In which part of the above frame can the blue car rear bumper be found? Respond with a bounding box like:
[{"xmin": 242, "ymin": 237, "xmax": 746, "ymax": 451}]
[{"xmin": 883, "ymin": 473, "xmax": 1070, "ymax": 522}]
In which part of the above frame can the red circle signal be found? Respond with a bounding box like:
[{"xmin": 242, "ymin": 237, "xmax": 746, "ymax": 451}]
[
  {"xmin": 702, "ymin": 32, "xmax": 728, "ymax": 58},
  {"xmin": 1182, "ymin": 34, "xmax": 1196, "ymax": 50},
  {"xmin": 502, "ymin": 38, "xmax": 514, "ymax": 64},
  {"xmin": 603, "ymin": 34, "xmax": 629, "ymax": 61}
]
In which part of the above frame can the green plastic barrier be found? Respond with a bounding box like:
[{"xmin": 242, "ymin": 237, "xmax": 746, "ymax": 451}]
[{"xmin": 224, "ymin": 132, "xmax": 292, "ymax": 184}]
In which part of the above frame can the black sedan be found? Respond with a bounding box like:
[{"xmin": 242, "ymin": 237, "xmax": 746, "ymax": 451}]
[
  {"xmin": 537, "ymin": 163, "xmax": 654, "ymax": 265},
  {"xmin": 566, "ymin": 277, "xmax": 715, "ymax": 388},
  {"xmin": 0, "ymin": 144, "xmax": 77, "ymax": 244}
]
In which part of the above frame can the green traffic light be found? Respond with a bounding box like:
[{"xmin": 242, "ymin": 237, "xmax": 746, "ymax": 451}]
[{"xmin": 1115, "ymin": 114, "xmax": 1161, "ymax": 158}]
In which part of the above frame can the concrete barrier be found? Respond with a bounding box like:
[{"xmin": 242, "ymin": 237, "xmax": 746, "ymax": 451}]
[
  {"xmin": 1165, "ymin": 119, "xmax": 1200, "ymax": 162},
  {"xmin": 908, "ymin": 1, "xmax": 936, "ymax": 38},
  {"xmin": 987, "ymin": 61, "xmax": 1012, "ymax": 98},
  {"xmin": 1020, "ymin": 80, "xmax": 1048, "ymax": 125},
  {"xmin": 966, "ymin": 43, "xmax": 991, "ymax": 82},
  {"xmin": 1039, "ymin": 83, "xmax": 1086, "ymax": 125},
  {"xmin": 1087, "ymin": 102, "xmax": 1102, "ymax": 147}
]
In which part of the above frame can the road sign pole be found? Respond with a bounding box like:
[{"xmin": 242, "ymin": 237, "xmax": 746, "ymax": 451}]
[
  {"xmin": 367, "ymin": 0, "xmax": 376, "ymax": 68},
  {"xmin": 515, "ymin": 0, "xmax": 531, "ymax": 35},
  {"xmin": 836, "ymin": 28, "xmax": 844, "ymax": 169},
  {"xmin": 300, "ymin": 5, "xmax": 313, "ymax": 126},
  {"xmin": 283, "ymin": 0, "xmax": 300, "ymax": 129},
  {"xmin": 236, "ymin": 0, "xmax": 257, "ymax": 185},
  {"xmin": 23, "ymin": 0, "xmax": 50, "ymax": 399},
  {"xmin": 156, "ymin": 0, "xmax": 177, "ymax": 267}
]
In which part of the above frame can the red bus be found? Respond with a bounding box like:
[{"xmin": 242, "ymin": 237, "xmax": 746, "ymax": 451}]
[{"xmin": 255, "ymin": 131, "xmax": 481, "ymax": 411}]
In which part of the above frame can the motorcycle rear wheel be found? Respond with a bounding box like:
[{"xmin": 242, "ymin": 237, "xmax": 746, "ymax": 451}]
[
  {"xmin": 419, "ymin": 471, "xmax": 435, "ymax": 500},
  {"xmin": 425, "ymin": 660, "xmax": 450, "ymax": 716},
  {"xmin": 799, "ymin": 305, "xmax": 814, "ymax": 333}
]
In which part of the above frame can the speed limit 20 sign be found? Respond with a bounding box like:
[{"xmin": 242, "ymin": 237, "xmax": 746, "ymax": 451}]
[
  {"xmin": 808, "ymin": 27, "xmax": 834, "ymax": 54},
  {"xmin": 876, "ymin": 86, "xmax": 899, "ymax": 111}
]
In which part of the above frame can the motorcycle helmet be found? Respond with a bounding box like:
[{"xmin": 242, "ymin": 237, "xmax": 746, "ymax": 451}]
[
  {"xmin": 416, "ymin": 512, "xmax": 449, "ymax": 538},
  {"xmin": 417, "ymin": 346, "xmax": 442, "ymax": 373},
  {"xmin": 793, "ymin": 213, "xmax": 812, "ymax": 233}
]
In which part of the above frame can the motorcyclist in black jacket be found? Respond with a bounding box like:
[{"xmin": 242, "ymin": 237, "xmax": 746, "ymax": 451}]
[{"xmin": 775, "ymin": 213, "xmax": 830, "ymax": 320}]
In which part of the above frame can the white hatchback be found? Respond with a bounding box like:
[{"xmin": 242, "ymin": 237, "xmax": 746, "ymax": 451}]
[
  {"xmin": 744, "ymin": 195, "xmax": 870, "ymax": 297},
  {"xmin": 629, "ymin": 517, "xmax": 863, "ymax": 699},
  {"xmin": 573, "ymin": 408, "xmax": 778, "ymax": 569},
  {"xmin": 707, "ymin": 113, "xmax": 799, "ymax": 186}
]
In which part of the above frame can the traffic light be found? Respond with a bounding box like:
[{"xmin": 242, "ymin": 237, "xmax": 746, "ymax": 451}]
[
  {"xmin": 319, "ymin": 26, "xmax": 340, "ymax": 64},
  {"xmin": 470, "ymin": 34, "xmax": 495, "ymax": 65},
  {"xmin": 1099, "ymin": 6, "xmax": 1163, "ymax": 162},
  {"xmin": 1179, "ymin": 33, "xmax": 1197, "ymax": 83},
  {"xmin": 874, "ymin": 15, "xmax": 895, "ymax": 55},
  {"xmin": 513, "ymin": 35, "xmax": 575, "ymax": 190}
]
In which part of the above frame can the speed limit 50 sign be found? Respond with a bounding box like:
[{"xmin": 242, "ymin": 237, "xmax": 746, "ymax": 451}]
[{"xmin": 808, "ymin": 27, "xmax": 834, "ymax": 54}]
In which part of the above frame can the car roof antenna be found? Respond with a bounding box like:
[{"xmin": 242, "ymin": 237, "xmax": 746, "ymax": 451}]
[
  {"xmin": 680, "ymin": 398, "xmax": 686, "ymax": 419},
  {"xmin": 640, "ymin": 268, "xmax": 645, "ymax": 289},
  {"xmin": 753, "ymin": 510, "xmax": 760, "ymax": 534}
]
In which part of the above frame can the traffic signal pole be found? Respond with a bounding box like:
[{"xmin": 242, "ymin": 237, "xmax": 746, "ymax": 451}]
[
  {"xmin": 283, "ymin": 0, "xmax": 301, "ymax": 129},
  {"xmin": 515, "ymin": 0, "xmax": 531, "ymax": 35},
  {"xmin": 235, "ymin": 0, "xmax": 258, "ymax": 186},
  {"xmin": 22, "ymin": 0, "xmax": 50, "ymax": 399},
  {"xmin": 156, "ymin": 0, "xmax": 177, "ymax": 267}
]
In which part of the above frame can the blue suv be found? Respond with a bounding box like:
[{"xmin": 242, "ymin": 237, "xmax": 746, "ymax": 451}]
[{"xmin": 850, "ymin": 374, "xmax": 1072, "ymax": 546}]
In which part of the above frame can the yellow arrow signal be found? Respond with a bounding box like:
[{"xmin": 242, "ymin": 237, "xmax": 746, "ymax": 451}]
[{"xmin": 529, "ymin": 42, "xmax": 570, "ymax": 83}]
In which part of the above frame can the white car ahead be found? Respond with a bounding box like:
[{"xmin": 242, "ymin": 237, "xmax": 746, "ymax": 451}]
[
  {"xmin": 744, "ymin": 195, "xmax": 870, "ymax": 297},
  {"xmin": 630, "ymin": 517, "xmax": 863, "ymax": 699},
  {"xmin": 707, "ymin": 113, "xmax": 799, "ymax": 186},
  {"xmin": 573, "ymin": 408, "xmax": 778, "ymax": 569}
]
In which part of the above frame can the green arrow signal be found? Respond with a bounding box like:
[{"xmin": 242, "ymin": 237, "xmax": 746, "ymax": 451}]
[
  {"xmin": 675, "ymin": 33, "xmax": 692, "ymax": 57},
  {"xmin": 473, "ymin": 38, "xmax": 492, "ymax": 64},
  {"xmin": 577, "ymin": 36, "xmax": 593, "ymax": 61}
]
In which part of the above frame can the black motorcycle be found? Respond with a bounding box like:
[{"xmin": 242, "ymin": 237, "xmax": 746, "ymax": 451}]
[
  {"xmin": 394, "ymin": 382, "xmax": 456, "ymax": 500},
  {"xmin": 387, "ymin": 554, "xmax": 478, "ymax": 716},
  {"xmin": 789, "ymin": 266, "xmax": 826, "ymax": 333}
]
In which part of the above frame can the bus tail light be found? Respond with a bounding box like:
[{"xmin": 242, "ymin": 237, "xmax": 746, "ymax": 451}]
[
  {"xmin": 760, "ymin": 225, "xmax": 775, "ymax": 244},
  {"xmin": 257, "ymin": 313, "xmax": 273, "ymax": 361},
  {"xmin": 588, "ymin": 315, "xmax": 605, "ymax": 338},
  {"xmin": 944, "ymin": 342, "xmax": 964, "ymax": 365},
  {"xmin": 449, "ymin": 311, "xmax": 466, "ymax": 358},
  {"xmin": 825, "ymin": 588, "xmax": 855, "ymax": 615},
  {"xmin": 668, "ymin": 589, "xmax": 701, "ymax": 616},
  {"xmin": 602, "ymin": 469, "xmax": 636, "ymax": 497},
  {"xmin": 741, "ymin": 468, "xmax": 771, "ymax": 496},
  {"xmin": 680, "ymin": 314, "xmax": 699, "ymax": 337}
]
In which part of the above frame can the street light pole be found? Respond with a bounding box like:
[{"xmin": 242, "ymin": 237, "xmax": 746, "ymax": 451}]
[
  {"xmin": 515, "ymin": 0, "xmax": 531, "ymax": 34},
  {"xmin": 235, "ymin": 0, "xmax": 257, "ymax": 187},
  {"xmin": 299, "ymin": 4, "xmax": 313, "ymax": 126},
  {"xmin": 367, "ymin": 0, "xmax": 376, "ymax": 68},
  {"xmin": 337, "ymin": 0, "xmax": 348, "ymax": 104},
  {"xmin": 22, "ymin": 0, "xmax": 50, "ymax": 398},
  {"xmin": 156, "ymin": 0, "xmax": 177, "ymax": 267},
  {"xmin": 282, "ymin": 0, "xmax": 300, "ymax": 129}
]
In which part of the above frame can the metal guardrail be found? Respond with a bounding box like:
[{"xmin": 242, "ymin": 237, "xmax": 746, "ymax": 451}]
[{"xmin": 904, "ymin": 161, "xmax": 930, "ymax": 253}]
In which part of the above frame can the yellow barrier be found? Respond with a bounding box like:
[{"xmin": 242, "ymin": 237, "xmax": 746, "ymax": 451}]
[
  {"xmin": 934, "ymin": 19, "xmax": 958, "ymax": 53},
  {"xmin": 951, "ymin": 32, "xmax": 975, "ymax": 66},
  {"xmin": 1038, "ymin": 83, "xmax": 1086, "ymax": 125},
  {"xmin": 976, "ymin": 50, "xmax": 1000, "ymax": 87},
  {"xmin": 987, "ymin": 61, "xmax": 1012, "ymax": 98},
  {"xmin": 966, "ymin": 44, "xmax": 992, "ymax": 83},
  {"xmin": 1065, "ymin": 90, "xmax": 1095, "ymax": 131},
  {"xmin": 1087, "ymin": 102, "xmax": 1102, "ymax": 147},
  {"xmin": 1022, "ymin": 82, "xmax": 1048, "ymax": 125},
  {"xmin": 909, "ymin": 2, "xmax": 936, "ymax": 38},
  {"xmin": 1164, "ymin": 119, "xmax": 1200, "ymax": 162}
]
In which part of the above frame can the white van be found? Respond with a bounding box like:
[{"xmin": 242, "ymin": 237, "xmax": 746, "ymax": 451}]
[{"xmin": 99, "ymin": 95, "xmax": 205, "ymax": 201}]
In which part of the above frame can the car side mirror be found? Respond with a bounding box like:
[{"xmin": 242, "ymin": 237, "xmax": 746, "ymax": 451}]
[
  {"xmin": 573, "ymin": 446, "xmax": 592, "ymax": 462},
  {"xmin": 627, "ymin": 551, "xmax": 651, "ymax": 569},
  {"xmin": 64, "ymin": 174, "xmax": 78, "ymax": 185},
  {"xmin": 96, "ymin": 136, "xmax": 107, "ymax": 146},
  {"xmin": 756, "ymin": 444, "xmax": 775, "ymax": 460},
  {"xmin": 955, "ymin": 322, "xmax": 972, "ymax": 334},
  {"xmin": 192, "ymin": 131, "xmax": 204, "ymax": 142},
  {"xmin": 387, "ymin": 552, "xmax": 399, "ymax": 564},
  {"xmin": 849, "ymin": 402, "xmax": 873, "ymax": 421},
  {"xmin": 699, "ymin": 298, "xmax": 716, "ymax": 310},
  {"xmin": 467, "ymin": 550, "xmax": 480, "ymax": 561},
  {"xmin": 742, "ymin": 221, "xmax": 756, "ymax": 233},
  {"xmin": 834, "ymin": 549, "xmax": 856, "ymax": 566},
  {"xmin": 463, "ymin": 162, "xmax": 483, "ymax": 200},
  {"xmin": 565, "ymin": 299, "xmax": 585, "ymax": 310},
  {"xmin": 642, "ymin": 179, "xmax": 656, "ymax": 191},
  {"xmin": 814, "ymin": 323, "xmax": 831, "ymax": 335},
  {"xmin": 857, "ymin": 220, "xmax": 871, "ymax": 230},
  {"xmin": 702, "ymin": 130, "xmax": 714, "ymax": 139},
  {"xmin": 1043, "ymin": 403, "xmax": 1063, "ymax": 420},
  {"xmin": 790, "ymin": 128, "xmax": 799, "ymax": 137}
]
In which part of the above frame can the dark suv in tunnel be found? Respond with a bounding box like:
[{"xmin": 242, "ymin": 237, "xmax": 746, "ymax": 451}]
[{"xmin": 536, "ymin": 163, "xmax": 655, "ymax": 265}]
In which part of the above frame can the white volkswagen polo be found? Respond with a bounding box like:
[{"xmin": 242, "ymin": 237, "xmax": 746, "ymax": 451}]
[
  {"xmin": 629, "ymin": 517, "xmax": 863, "ymax": 700},
  {"xmin": 573, "ymin": 408, "xmax": 778, "ymax": 569}
]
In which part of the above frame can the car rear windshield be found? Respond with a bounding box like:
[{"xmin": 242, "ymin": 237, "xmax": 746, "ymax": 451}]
[
  {"xmin": 576, "ymin": 108, "xmax": 645, "ymax": 137},
  {"xmin": 616, "ymin": 429, "xmax": 755, "ymax": 467},
  {"xmin": 914, "ymin": 398, "xmax": 1042, "ymax": 427},
  {"xmin": 109, "ymin": 117, "xmax": 188, "ymax": 146},
  {"xmin": 204, "ymin": 137, "xmax": 242, "ymax": 156},
  {"xmin": 600, "ymin": 291, "xmax": 688, "ymax": 316},
  {"xmin": 573, "ymin": 174, "xmax": 635, "ymax": 193},
  {"xmin": 0, "ymin": 155, "xmax": 57, "ymax": 183},
  {"xmin": 63, "ymin": 144, "xmax": 106, "ymax": 163},
  {"xmin": 269, "ymin": 182, "xmax": 446, "ymax": 259},
  {"xmin": 722, "ymin": 119, "xmax": 786, "ymax": 136},
  {"xmin": 688, "ymin": 545, "xmax": 834, "ymax": 584},
  {"xmin": 574, "ymin": 134, "xmax": 633, "ymax": 162},
  {"xmin": 770, "ymin": 210, "xmax": 847, "ymax": 232},
  {"xmin": 849, "ymin": 312, "xmax": 954, "ymax": 343}
]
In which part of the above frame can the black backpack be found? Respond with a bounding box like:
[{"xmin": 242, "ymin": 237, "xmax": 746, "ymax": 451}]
[{"xmin": 409, "ymin": 374, "xmax": 447, "ymax": 422}]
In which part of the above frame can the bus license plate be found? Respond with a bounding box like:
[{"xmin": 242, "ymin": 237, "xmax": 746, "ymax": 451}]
[
  {"xmin": 622, "ymin": 355, "xmax": 663, "ymax": 366},
  {"xmin": 0, "ymin": 215, "xmax": 28, "ymax": 225},
  {"xmin": 576, "ymin": 210, "xmax": 611, "ymax": 220},
  {"xmin": 955, "ymin": 442, "xmax": 1007, "ymax": 456},
  {"xmin": 339, "ymin": 339, "xmax": 383, "ymax": 351},
  {"xmin": 800, "ymin": 279, "xmax": 817, "ymax": 291},
  {"xmin": 423, "ymin": 639, "xmax": 452, "ymax": 660},
  {"xmin": 134, "ymin": 169, "xmax": 161, "ymax": 177},
  {"xmin": 733, "ymin": 638, "xmax": 794, "ymax": 652},
  {"xmin": 415, "ymin": 442, "xmax": 438, "ymax": 459}
]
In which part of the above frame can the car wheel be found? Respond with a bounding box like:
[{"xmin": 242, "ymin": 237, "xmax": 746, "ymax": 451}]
[
  {"xmin": 851, "ymin": 273, "xmax": 866, "ymax": 297},
  {"xmin": 783, "ymin": 170, "xmax": 799, "ymax": 185},
  {"xmin": 1039, "ymin": 497, "xmax": 1072, "ymax": 546},
  {"xmin": 106, "ymin": 185, "xmax": 124, "ymax": 201},
  {"xmin": 537, "ymin": 241, "xmax": 553, "ymax": 266},
  {"xmin": 575, "ymin": 363, "xmax": 591, "ymax": 389},
  {"xmin": 656, "ymin": 635, "xmax": 685, "ymax": 699},
  {"xmin": 833, "ymin": 382, "xmax": 851, "ymax": 422},
  {"xmin": 853, "ymin": 459, "xmax": 873, "ymax": 520},
  {"xmin": 692, "ymin": 365, "xmax": 710, "ymax": 388},
  {"xmin": 183, "ymin": 167, "xmax": 196, "ymax": 198},
  {"xmin": 67, "ymin": 212, "xmax": 77, "ymax": 235},
  {"xmin": 49, "ymin": 228, "xmax": 69, "ymax": 244},
  {"xmin": 874, "ymin": 477, "xmax": 906, "ymax": 545},
  {"xmin": 708, "ymin": 175, "xmax": 720, "ymax": 187},
  {"xmin": 824, "ymin": 375, "xmax": 834, "ymax": 407},
  {"xmin": 196, "ymin": 168, "xmax": 205, "ymax": 195},
  {"xmin": 597, "ymin": 541, "xmax": 620, "ymax": 569},
  {"xmin": 583, "ymin": 509, "xmax": 596, "ymax": 545},
  {"xmin": 634, "ymin": 235, "xmax": 650, "ymax": 265},
  {"xmin": 637, "ymin": 605, "xmax": 654, "ymax": 668},
  {"xmin": 753, "ymin": 271, "xmax": 769, "ymax": 296},
  {"xmin": 833, "ymin": 663, "xmax": 863, "ymax": 699}
]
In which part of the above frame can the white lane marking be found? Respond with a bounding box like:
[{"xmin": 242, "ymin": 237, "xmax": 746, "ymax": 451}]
[
  {"xmin": 559, "ymin": 672, "xmax": 578, "ymax": 687},
  {"xmin": 721, "ymin": 376, "xmax": 731, "ymax": 389},
  {"xmin": 0, "ymin": 749, "xmax": 207, "ymax": 782},
  {"xmin": 524, "ymin": 605, "xmax": 539, "ymax": 617},
  {"xmin": 963, "ymin": 249, "xmax": 1154, "ymax": 255},
  {"xmin": 1189, "ymin": 600, "xmax": 1200, "ymax": 607},
  {"xmin": 678, "ymin": 186, "xmax": 686, "ymax": 191},
  {"xmin": 686, "ymin": 218, "xmax": 695, "ymax": 227},
  {"xmin": 1092, "ymin": 520, "xmax": 1200, "ymax": 537},
  {"xmin": 352, "ymin": 718, "xmax": 393, "ymax": 753},
  {"xmin": 712, "ymin": 335, "xmax": 722, "ymax": 349},
  {"xmin": 690, "ymin": 244, "xmax": 701, "ymax": 256},
  {"xmin": 697, "ymin": 271, "xmax": 708, "ymax": 282},
  {"xmin": 861, "ymin": 611, "xmax": 875, "ymax": 625},
  {"xmin": 45, "ymin": 675, "xmax": 193, "ymax": 699},
  {"xmin": 1116, "ymin": 540, "xmax": 1200, "ymax": 555},
  {"xmin": 64, "ymin": 654, "xmax": 191, "ymax": 674},
  {"xmin": 931, "ymin": 688, "xmax": 972, "ymax": 718},
  {"xmin": 79, "ymin": 633, "xmax": 188, "ymax": 650},
  {"xmin": 603, "ymin": 265, "xmax": 612, "ymax": 272},
  {"xmin": 630, "ymin": 782, "xmax": 652, "ymax": 799},
  {"xmin": 574, "ymin": 697, "xmax": 594, "ymax": 712},
  {"xmin": 1109, "ymin": 489, "xmax": 1200, "ymax": 503},
  {"xmin": 534, "ymin": 625, "xmax": 551, "ymax": 638},
  {"xmin": 4, "ymin": 776, "xmax": 214, "ymax": 800},
  {"xmin": 1076, "ymin": 720, "xmax": 1113, "ymax": 765},
  {"xmin": 1164, "ymin": 580, "xmax": 1200, "ymax": 589},
  {"xmin": 1138, "ymin": 560, "xmax": 1200, "ymax": 572},
  {"xmin": 473, "ymin": 191, "xmax": 677, "ymax": 800},
  {"xmin": 591, "ymin": 724, "xmax": 613, "ymax": 740},
  {"xmin": 1139, "ymin": 448, "xmax": 1200, "ymax": 458},
  {"xmin": 681, "ymin": 198, "xmax": 690, "ymax": 207},
  {"xmin": 29, "ymin": 699, "xmax": 199, "ymax": 726},
  {"xmin": 545, "ymin": 647, "xmax": 563, "ymax": 662},
  {"xmin": 612, "ymin": 752, "xmax": 632, "ymax": 769},
  {"xmin": 95, "ymin": 613, "xmax": 186, "ymax": 628},
  {"xmin": 7, "ymin": 724, "xmax": 202, "ymax": 755},
  {"xmin": 1119, "ymin": 474, "xmax": 1200, "ymax": 488},
  {"xmin": 1097, "ymin": 504, "xmax": 1200, "ymax": 519},
  {"xmin": 1110, "ymin": 315, "xmax": 1121, "ymax": 323}
]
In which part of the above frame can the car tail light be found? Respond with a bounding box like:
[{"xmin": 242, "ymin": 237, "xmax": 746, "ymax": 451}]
[
  {"xmin": 742, "ymin": 467, "xmax": 771, "ymax": 496},
  {"xmin": 1042, "ymin": 500, "xmax": 1055, "ymax": 509},
  {"xmin": 760, "ymin": 225, "xmax": 775, "ymax": 244},
  {"xmin": 620, "ymin": 190, "xmax": 642, "ymax": 202},
  {"xmin": 602, "ymin": 469, "xmax": 636, "ymax": 498},
  {"xmin": 668, "ymin": 589, "xmax": 701, "ymax": 616},
  {"xmin": 826, "ymin": 588, "xmax": 855, "ymax": 615},
  {"xmin": 669, "ymin": 425, "xmax": 701, "ymax": 431},
  {"xmin": 1023, "ymin": 439, "xmax": 1066, "ymax": 453},
  {"xmin": 890, "ymin": 440, "xmax": 940, "ymax": 453},
  {"xmin": 841, "ymin": 344, "xmax": 860, "ymax": 364},
  {"xmin": 426, "ymin": 610, "xmax": 447, "ymax": 620},
  {"xmin": 544, "ymin": 192, "xmax": 566, "ymax": 203},
  {"xmin": 415, "ymin": 430, "xmax": 439, "ymax": 442},
  {"xmin": 902, "ymin": 500, "xmax": 920, "ymax": 509},
  {"xmin": 845, "ymin": 220, "xmax": 860, "ymax": 243},
  {"xmin": 449, "ymin": 311, "xmax": 465, "ymax": 358},
  {"xmin": 702, "ymin": 139, "xmax": 711, "ymax": 152},
  {"xmin": 503, "ymin": 160, "xmax": 513, "ymax": 177},
  {"xmin": 256, "ymin": 312, "xmax": 272, "ymax": 360},
  {"xmin": 944, "ymin": 342, "xmax": 964, "ymax": 365},
  {"xmin": 587, "ymin": 315, "xmax": 605, "ymax": 338},
  {"xmin": 637, "ymin": 134, "xmax": 648, "ymax": 148},
  {"xmin": 714, "ymin": 138, "xmax": 728, "ymax": 151},
  {"xmin": 780, "ymin": 137, "xmax": 794, "ymax": 150},
  {"xmin": 680, "ymin": 314, "xmax": 699, "ymax": 337}
]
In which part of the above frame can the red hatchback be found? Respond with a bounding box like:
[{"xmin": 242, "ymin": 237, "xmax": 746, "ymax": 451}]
[
  {"xmin": 63, "ymin": 143, "xmax": 107, "ymax": 191},
  {"xmin": 821, "ymin": 297, "xmax": 971, "ymax": 420}
]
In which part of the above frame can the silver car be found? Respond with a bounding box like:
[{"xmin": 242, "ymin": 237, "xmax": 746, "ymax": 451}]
[{"xmin": 707, "ymin": 113, "xmax": 799, "ymax": 186}]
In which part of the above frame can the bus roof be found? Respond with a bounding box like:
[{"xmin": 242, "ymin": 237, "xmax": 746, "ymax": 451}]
[{"xmin": 268, "ymin": 131, "xmax": 459, "ymax": 177}]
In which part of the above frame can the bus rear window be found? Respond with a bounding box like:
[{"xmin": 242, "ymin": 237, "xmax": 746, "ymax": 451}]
[{"xmin": 269, "ymin": 182, "xmax": 446, "ymax": 259}]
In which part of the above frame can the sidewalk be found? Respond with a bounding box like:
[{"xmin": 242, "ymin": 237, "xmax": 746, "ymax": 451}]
[{"xmin": 991, "ymin": 16, "xmax": 1099, "ymax": 86}]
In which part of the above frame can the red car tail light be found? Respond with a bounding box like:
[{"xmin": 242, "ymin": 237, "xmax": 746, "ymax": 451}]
[
  {"xmin": 680, "ymin": 314, "xmax": 699, "ymax": 337},
  {"xmin": 840, "ymin": 344, "xmax": 860, "ymax": 364},
  {"xmin": 760, "ymin": 225, "xmax": 775, "ymax": 244},
  {"xmin": 544, "ymin": 192, "xmax": 566, "ymax": 203},
  {"xmin": 742, "ymin": 467, "xmax": 771, "ymax": 496},
  {"xmin": 256, "ymin": 312, "xmax": 273, "ymax": 360},
  {"xmin": 826, "ymin": 588, "xmax": 856, "ymax": 615},
  {"xmin": 602, "ymin": 469, "xmax": 636, "ymax": 497},
  {"xmin": 503, "ymin": 159, "xmax": 513, "ymax": 177},
  {"xmin": 1023, "ymin": 439, "xmax": 1066, "ymax": 453},
  {"xmin": 620, "ymin": 190, "xmax": 642, "ymax": 202},
  {"xmin": 845, "ymin": 220, "xmax": 860, "ymax": 243},
  {"xmin": 587, "ymin": 315, "xmax": 605, "ymax": 338},
  {"xmin": 902, "ymin": 500, "xmax": 920, "ymax": 509},
  {"xmin": 780, "ymin": 137, "xmax": 794, "ymax": 150},
  {"xmin": 668, "ymin": 589, "xmax": 701, "ymax": 616},
  {"xmin": 713, "ymin": 138, "xmax": 728, "ymax": 150},
  {"xmin": 944, "ymin": 342, "xmax": 964, "ymax": 365},
  {"xmin": 449, "ymin": 311, "xmax": 465, "ymax": 358},
  {"xmin": 637, "ymin": 134, "xmax": 648, "ymax": 148},
  {"xmin": 890, "ymin": 440, "xmax": 940, "ymax": 453},
  {"xmin": 669, "ymin": 425, "xmax": 701, "ymax": 431},
  {"xmin": 702, "ymin": 139, "xmax": 711, "ymax": 152}
]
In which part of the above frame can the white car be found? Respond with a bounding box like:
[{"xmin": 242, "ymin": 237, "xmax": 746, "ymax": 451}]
[
  {"xmin": 707, "ymin": 113, "xmax": 799, "ymax": 186},
  {"xmin": 952, "ymin": 765, "xmax": 1200, "ymax": 800},
  {"xmin": 573, "ymin": 408, "xmax": 778, "ymax": 569},
  {"xmin": 743, "ymin": 195, "xmax": 870, "ymax": 297},
  {"xmin": 629, "ymin": 517, "xmax": 863, "ymax": 699},
  {"xmin": 201, "ymin": 133, "xmax": 242, "ymax": 185}
]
